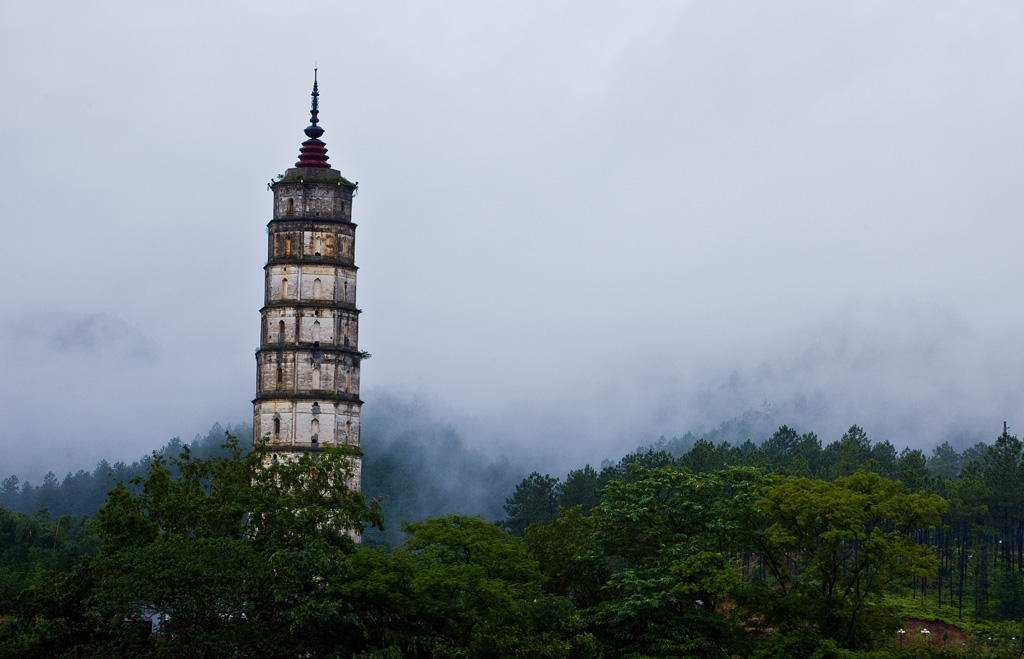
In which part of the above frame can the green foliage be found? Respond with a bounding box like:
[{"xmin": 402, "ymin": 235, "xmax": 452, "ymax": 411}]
[
  {"xmin": 94, "ymin": 436, "xmax": 381, "ymax": 555},
  {"xmin": 336, "ymin": 515, "xmax": 585, "ymax": 658},
  {"xmin": 678, "ymin": 438, "xmax": 729, "ymax": 474},
  {"xmin": 749, "ymin": 626, "xmax": 828, "ymax": 659},
  {"xmin": 586, "ymin": 466, "xmax": 765, "ymax": 658},
  {"xmin": 6, "ymin": 434, "xmax": 382, "ymax": 658},
  {"xmin": 753, "ymin": 472, "xmax": 947, "ymax": 649},
  {"xmin": 896, "ymin": 447, "xmax": 931, "ymax": 492},
  {"xmin": 526, "ymin": 505, "xmax": 607, "ymax": 608},
  {"xmin": 502, "ymin": 471, "xmax": 560, "ymax": 536},
  {"xmin": 824, "ymin": 425, "xmax": 874, "ymax": 479},
  {"xmin": 85, "ymin": 538, "xmax": 279, "ymax": 658},
  {"xmin": 10, "ymin": 419, "xmax": 1024, "ymax": 657},
  {"xmin": 516, "ymin": 458, "xmax": 957, "ymax": 656},
  {"xmin": 928, "ymin": 441, "xmax": 963, "ymax": 479},
  {"xmin": 558, "ymin": 465, "xmax": 601, "ymax": 513},
  {"xmin": 603, "ymin": 448, "xmax": 677, "ymax": 481},
  {"xmin": 0, "ymin": 507, "xmax": 98, "ymax": 615}
]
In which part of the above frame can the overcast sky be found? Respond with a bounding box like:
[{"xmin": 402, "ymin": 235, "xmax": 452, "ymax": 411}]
[{"xmin": 3, "ymin": 1, "xmax": 1024, "ymax": 481}]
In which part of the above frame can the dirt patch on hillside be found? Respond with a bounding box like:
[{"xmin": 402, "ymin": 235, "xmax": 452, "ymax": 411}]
[{"xmin": 898, "ymin": 618, "xmax": 968, "ymax": 648}]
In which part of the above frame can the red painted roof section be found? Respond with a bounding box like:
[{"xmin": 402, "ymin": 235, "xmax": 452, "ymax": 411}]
[{"xmin": 295, "ymin": 138, "xmax": 330, "ymax": 168}]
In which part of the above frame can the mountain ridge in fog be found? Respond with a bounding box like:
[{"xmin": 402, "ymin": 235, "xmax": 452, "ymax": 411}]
[{"xmin": 1, "ymin": 302, "xmax": 1016, "ymax": 497}]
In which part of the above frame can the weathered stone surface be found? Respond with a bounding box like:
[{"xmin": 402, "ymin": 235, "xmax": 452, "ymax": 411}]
[{"xmin": 254, "ymin": 163, "xmax": 363, "ymax": 485}]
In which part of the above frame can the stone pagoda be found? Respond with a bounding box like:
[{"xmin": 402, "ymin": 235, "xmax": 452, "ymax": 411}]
[{"xmin": 253, "ymin": 70, "xmax": 363, "ymax": 487}]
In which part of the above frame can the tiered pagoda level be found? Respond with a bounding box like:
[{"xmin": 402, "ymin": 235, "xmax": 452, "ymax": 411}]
[{"xmin": 253, "ymin": 73, "xmax": 362, "ymax": 485}]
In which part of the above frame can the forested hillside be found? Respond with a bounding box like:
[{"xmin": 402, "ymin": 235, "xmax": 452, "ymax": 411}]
[
  {"xmin": 0, "ymin": 424, "xmax": 249, "ymax": 518},
  {"xmin": 504, "ymin": 425, "xmax": 1024, "ymax": 635},
  {"xmin": 5, "ymin": 421, "xmax": 1024, "ymax": 656}
]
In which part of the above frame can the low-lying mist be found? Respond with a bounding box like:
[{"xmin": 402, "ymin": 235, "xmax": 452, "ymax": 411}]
[
  {"xmin": 2, "ymin": 302, "xmax": 1019, "ymax": 528},
  {"xmin": 407, "ymin": 302, "xmax": 1013, "ymax": 483}
]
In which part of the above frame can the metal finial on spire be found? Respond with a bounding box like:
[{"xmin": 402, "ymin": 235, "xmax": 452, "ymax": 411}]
[
  {"xmin": 311, "ymin": 67, "xmax": 319, "ymax": 120},
  {"xmin": 296, "ymin": 67, "xmax": 331, "ymax": 167},
  {"xmin": 304, "ymin": 67, "xmax": 324, "ymax": 139}
]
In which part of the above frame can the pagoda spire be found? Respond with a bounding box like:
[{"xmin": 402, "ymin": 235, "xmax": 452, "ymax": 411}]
[
  {"xmin": 256, "ymin": 66, "xmax": 364, "ymax": 486},
  {"xmin": 305, "ymin": 67, "xmax": 324, "ymax": 139},
  {"xmin": 295, "ymin": 68, "xmax": 330, "ymax": 168}
]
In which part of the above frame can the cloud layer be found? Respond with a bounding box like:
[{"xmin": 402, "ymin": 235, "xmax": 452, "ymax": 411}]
[{"xmin": 1, "ymin": 2, "xmax": 1022, "ymax": 481}]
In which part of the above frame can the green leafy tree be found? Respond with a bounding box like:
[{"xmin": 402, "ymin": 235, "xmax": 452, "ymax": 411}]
[
  {"xmin": 0, "ymin": 507, "xmax": 98, "ymax": 615},
  {"xmin": 927, "ymin": 441, "xmax": 963, "ymax": 480},
  {"xmin": 823, "ymin": 425, "xmax": 873, "ymax": 480},
  {"xmin": 679, "ymin": 439, "xmax": 728, "ymax": 475},
  {"xmin": 526, "ymin": 505, "xmax": 608, "ymax": 609},
  {"xmin": 752, "ymin": 471, "xmax": 947, "ymax": 650},
  {"xmin": 757, "ymin": 427, "xmax": 822, "ymax": 475},
  {"xmin": 19, "ymin": 436, "xmax": 382, "ymax": 658},
  {"xmin": 868, "ymin": 440, "xmax": 898, "ymax": 478},
  {"xmin": 961, "ymin": 441, "xmax": 990, "ymax": 470},
  {"xmin": 943, "ymin": 473, "xmax": 989, "ymax": 618},
  {"xmin": 0, "ymin": 477, "xmax": 20, "ymax": 509},
  {"xmin": 337, "ymin": 515, "xmax": 585, "ymax": 658},
  {"xmin": 980, "ymin": 432, "xmax": 1024, "ymax": 620},
  {"xmin": 786, "ymin": 453, "xmax": 812, "ymax": 478},
  {"xmin": 762, "ymin": 426, "xmax": 800, "ymax": 471},
  {"xmin": 600, "ymin": 448, "xmax": 677, "ymax": 486},
  {"xmin": 794, "ymin": 431, "xmax": 823, "ymax": 476},
  {"xmin": 896, "ymin": 447, "xmax": 931, "ymax": 492},
  {"xmin": 503, "ymin": 472, "xmax": 560, "ymax": 536},
  {"xmin": 85, "ymin": 538, "xmax": 280, "ymax": 658},
  {"xmin": 983, "ymin": 432, "xmax": 1023, "ymax": 525},
  {"xmin": 588, "ymin": 465, "xmax": 764, "ymax": 658},
  {"xmin": 557, "ymin": 465, "xmax": 601, "ymax": 513}
]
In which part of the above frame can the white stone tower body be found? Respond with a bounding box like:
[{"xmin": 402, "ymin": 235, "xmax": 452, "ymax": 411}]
[{"xmin": 253, "ymin": 73, "xmax": 362, "ymax": 485}]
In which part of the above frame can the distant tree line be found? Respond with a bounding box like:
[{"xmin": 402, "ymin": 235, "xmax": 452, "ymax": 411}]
[
  {"xmin": 1, "ymin": 393, "xmax": 525, "ymax": 547},
  {"xmin": 0, "ymin": 423, "xmax": 250, "ymax": 518}
]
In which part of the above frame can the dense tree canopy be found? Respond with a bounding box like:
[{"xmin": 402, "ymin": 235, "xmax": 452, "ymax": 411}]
[
  {"xmin": 6, "ymin": 437, "xmax": 383, "ymax": 658},
  {"xmin": 8, "ymin": 423, "xmax": 1024, "ymax": 657},
  {"xmin": 753, "ymin": 472, "xmax": 947, "ymax": 648}
]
